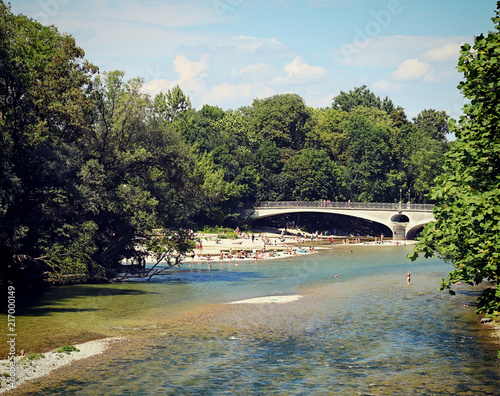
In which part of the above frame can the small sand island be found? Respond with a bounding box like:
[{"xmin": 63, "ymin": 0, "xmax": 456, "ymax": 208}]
[{"xmin": 228, "ymin": 295, "xmax": 303, "ymax": 304}]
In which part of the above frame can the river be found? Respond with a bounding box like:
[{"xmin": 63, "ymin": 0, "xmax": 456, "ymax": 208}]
[{"xmin": 5, "ymin": 244, "xmax": 500, "ymax": 395}]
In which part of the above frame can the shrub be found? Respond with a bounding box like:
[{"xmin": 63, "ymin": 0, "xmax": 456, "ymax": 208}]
[{"xmin": 53, "ymin": 345, "xmax": 80, "ymax": 354}]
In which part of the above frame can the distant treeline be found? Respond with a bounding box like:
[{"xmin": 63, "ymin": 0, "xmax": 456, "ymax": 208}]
[{"xmin": 0, "ymin": 2, "xmax": 449, "ymax": 282}]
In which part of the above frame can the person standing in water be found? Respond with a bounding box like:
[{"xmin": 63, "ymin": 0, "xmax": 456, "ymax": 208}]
[{"xmin": 407, "ymin": 270, "xmax": 411, "ymax": 285}]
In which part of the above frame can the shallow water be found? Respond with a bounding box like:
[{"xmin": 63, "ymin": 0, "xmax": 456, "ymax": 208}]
[{"xmin": 5, "ymin": 245, "xmax": 500, "ymax": 394}]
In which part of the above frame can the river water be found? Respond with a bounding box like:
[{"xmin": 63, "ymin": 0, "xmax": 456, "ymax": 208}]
[{"xmin": 6, "ymin": 245, "xmax": 500, "ymax": 395}]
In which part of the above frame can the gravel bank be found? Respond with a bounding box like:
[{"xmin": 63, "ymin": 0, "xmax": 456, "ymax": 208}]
[{"xmin": 0, "ymin": 337, "xmax": 127, "ymax": 394}]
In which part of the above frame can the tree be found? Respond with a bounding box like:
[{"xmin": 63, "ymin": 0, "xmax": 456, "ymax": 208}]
[
  {"xmin": 412, "ymin": 109, "xmax": 450, "ymax": 142},
  {"xmin": 0, "ymin": 6, "xmax": 100, "ymax": 284},
  {"xmin": 180, "ymin": 104, "xmax": 224, "ymax": 152},
  {"xmin": 409, "ymin": 3, "xmax": 500, "ymax": 316},
  {"xmin": 250, "ymin": 93, "xmax": 311, "ymax": 152},
  {"xmin": 136, "ymin": 229, "xmax": 196, "ymax": 281},
  {"xmin": 0, "ymin": 2, "xmax": 21, "ymax": 234},
  {"xmin": 254, "ymin": 140, "xmax": 281, "ymax": 177},
  {"xmin": 389, "ymin": 107, "xmax": 409, "ymax": 128},
  {"xmin": 404, "ymin": 123, "xmax": 447, "ymax": 202},
  {"xmin": 351, "ymin": 105, "xmax": 396, "ymax": 129},
  {"xmin": 190, "ymin": 151, "xmax": 242, "ymax": 224},
  {"xmin": 332, "ymin": 85, "xmax": 397, "ymax": 114},
  {"xmin": 305, "ymin": 107, "xmax": 349, "ymax": 163},
  {"xmin": 283, "ymin": 148, "xmax": 343, "ymax": 201},
  {"xmin": 333, "ymin": 85, "xmax": 379, "ymax": 111},
  {"xmin": 88, "ymin": 71, "xmax": 197, "ymax": 268},
  {"xmin": 151, "ymin": 85, "xmax": 191, "ymax": 124},
  {"xmin": 342, "ymin": 114, "xmax": 395, "ymax": 202}
]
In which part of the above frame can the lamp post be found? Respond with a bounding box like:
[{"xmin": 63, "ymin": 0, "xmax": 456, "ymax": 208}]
[{"xmin": 399, "ymin": 188, "xmax": 402, "ymax": 213}]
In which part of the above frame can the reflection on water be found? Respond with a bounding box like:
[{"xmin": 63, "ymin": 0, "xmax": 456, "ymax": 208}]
[{"xmin": 5, "ymin": 246, "xmax": 500, "ymax": 394}]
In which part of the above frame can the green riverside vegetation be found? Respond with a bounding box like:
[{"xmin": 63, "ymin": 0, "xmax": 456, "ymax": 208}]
[{"xmin": 410, "ymin": 2, "xmax": 500, "ymax": 317}]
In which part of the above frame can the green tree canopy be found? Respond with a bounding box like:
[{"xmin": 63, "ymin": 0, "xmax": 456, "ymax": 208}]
[
  {"xmin": 305, "ymin": 107, "xmax": 349, "ymax": 163},
  {"xmin": 403, "ymin": 123, "xmax": 448, "ymax": 202},
  {"xmin": 332, "ymin": 85, "xmax": 399, "ymax": 115},
  {"xmin": 283, "ymin": 148, "xmax": 343, "ymax": 201},
  {"xmin": 0, "ymin": 5, "xmax": 100, "ymax": 282},
  {"xmin": 412, "ymin": 109, "xmax": 450, "ymax": 142},
  {"xmin": 250, "ymin": 93, "xmax": 311, "ymax": 152},
  {"xmin": 410, "ymin": 2, "xmax": 500, "ymax": 316},
  {"xmin": 151, "ymin": 85, "xmax": 192, "ymax": 124},
  {"xmin": 342, "ymin": 114, "xmax": 395, "ymax": 202},
  {"xmin": 180, "ymin": 104, "xmax": 225, "ymax": 152}
]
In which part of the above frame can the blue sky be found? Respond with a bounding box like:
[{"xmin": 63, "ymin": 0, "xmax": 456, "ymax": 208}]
[{"xmin": 10, "ymin": 0, "xmax": 499, "ymax": 120}]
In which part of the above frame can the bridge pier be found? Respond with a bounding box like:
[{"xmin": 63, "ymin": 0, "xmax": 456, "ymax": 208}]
[{"xmin": 392, "ymin": 223, "xmax": 407, "ymax": 240}]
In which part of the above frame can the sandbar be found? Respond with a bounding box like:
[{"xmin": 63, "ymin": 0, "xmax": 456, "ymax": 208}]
[{"xmin": 228, "ymin": 295, "xmax": 302, "ymax": 304}]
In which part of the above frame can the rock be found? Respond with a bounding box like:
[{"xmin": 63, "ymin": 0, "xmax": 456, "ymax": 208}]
[{"xmin": 480, "ymin": 317, "xmax": 493, "ymax": 324}]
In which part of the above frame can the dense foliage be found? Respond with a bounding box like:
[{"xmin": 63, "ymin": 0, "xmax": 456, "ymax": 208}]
[
  {"xmin": 0, "ymin": 2, "xmax": 449, "ymax": 284},
  {"xmin": 410, "ymin": 3, "xmax": 500, "ymax": 316}
]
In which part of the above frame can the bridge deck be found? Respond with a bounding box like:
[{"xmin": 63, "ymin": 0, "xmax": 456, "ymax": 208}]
[{"xmin": 254, "ymin": 201, "xmax": 434, "ymax": 212}]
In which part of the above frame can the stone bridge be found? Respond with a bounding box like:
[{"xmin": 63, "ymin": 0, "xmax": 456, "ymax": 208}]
[{"xmin": 244, "ymin": 201, "xmax": 435, "ymax": 240}]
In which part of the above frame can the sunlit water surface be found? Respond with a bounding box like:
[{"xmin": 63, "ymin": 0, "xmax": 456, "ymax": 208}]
[{"xmin": 5, "ymin": 245, "xmax": 500, "ymax": 395}]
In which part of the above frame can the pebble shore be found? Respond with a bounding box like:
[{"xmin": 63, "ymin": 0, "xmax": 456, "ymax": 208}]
[{"xmin": 0, "ymin": 337, "xmax": 127, "ymax": 394}]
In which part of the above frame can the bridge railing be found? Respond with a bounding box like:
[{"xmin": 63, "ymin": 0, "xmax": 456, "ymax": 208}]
[{"xmin": 254, "ymin": 201, "xmax": 434, "ymax": 212}]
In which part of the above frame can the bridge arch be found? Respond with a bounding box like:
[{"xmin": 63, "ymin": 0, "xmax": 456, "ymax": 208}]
[
  {"xmin": 244, "ymin": 201, "xmax": 435, "ymax": 240},
  {"xmin": 391, "ymin": 214, "xmax": 409, "ymax": 222}
]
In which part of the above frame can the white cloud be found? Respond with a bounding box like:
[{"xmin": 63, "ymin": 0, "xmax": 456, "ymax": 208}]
[
  {"xmin": 372, "ymin": 79, "xmax": 403, "ymax": 91},
  {"xmin": 228, "ymin": 36, "xmax": 288, "ymax": 53},
  {"xmin": 142, "ymin": 54, "xmax": 209, "ymax": 97},
  {"xmin": 174, "ymin": 54, "xmax": 209, "ymax": 88},
  {"xmin": 72, "ymin": 0, "xmax": 220, "ymax": 28},
  {"xmin": 392, "ymin": 58, "xmax": 433, "ymax": 81},
  {"xmin": 203, "ymin": 83, "xmax": 253, "ymax": 102},
  {"xmin": 201, "ymin": 82, "xmax": 274, "ymax": 109},
  {"xmin": 422, "ymin": 42, "xmax": 464, "ymax": 62},
  {"xmin": 304, "ymin": 92, "xmax": 335, "ymax": 109},
  {"xmin": 271, "ymin": 56, "xmax": 327, "ymax": 86},
  {"xmin": 142, "ymin": 79, "xmax": 171, "ymax": 96},
  {"xmin": 335, "ymin": 35, "xmax": 470, "ymax": 68},
  {"xmin": 232, "ymin": 63, "xmax": 273, "ymax": 78}
]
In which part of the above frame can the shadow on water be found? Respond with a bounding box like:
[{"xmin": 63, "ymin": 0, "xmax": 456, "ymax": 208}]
[
  {"xmin": 456, "ymin": 289, "xmax": 484, "ymax": 296},
  {"xmin": 7, "ymin": 285, "xmax": 157, "ymax": 317},
  {"xmin": 0, "ymin": 266, "xmax": 268, "ymax": 357},
  {"xmin": 7, "ymin": 268, "xmax": 264, "ymax": 316},
  {"xmin": 128, "ymin": 268, "xmax": 265, "ymax": 284}
]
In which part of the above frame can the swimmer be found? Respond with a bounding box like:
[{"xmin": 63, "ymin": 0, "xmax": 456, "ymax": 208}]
[{"xmin": 407, "ymin": 270, "xmax": 411, "ymax": 285}]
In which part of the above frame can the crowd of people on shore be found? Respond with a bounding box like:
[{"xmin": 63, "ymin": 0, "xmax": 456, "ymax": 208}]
[
  {"xmin": 184, "ymin": 225, "xmax": 412, "ymax": 265},
  {"xmin": 188, "ymin": 231, "xmax": 322, "ymax": 263}
]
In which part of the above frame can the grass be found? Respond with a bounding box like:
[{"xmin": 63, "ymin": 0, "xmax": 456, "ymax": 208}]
[
  {"xmin": 26, "ymin": 353, "xmax": 45, "ymax": 360},
  {"xmin": 52, "ymin": 346, "xmax": 80, "ymax": 354}
]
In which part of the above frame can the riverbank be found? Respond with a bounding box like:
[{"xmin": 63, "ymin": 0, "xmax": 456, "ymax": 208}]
[
  {"xmin": 184, "ymin": 229, "xmax": 415, "ymax": 264},
  {"xmin": 0, "ymin": 337, "xmax": 127, "ymax": 394}
]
